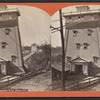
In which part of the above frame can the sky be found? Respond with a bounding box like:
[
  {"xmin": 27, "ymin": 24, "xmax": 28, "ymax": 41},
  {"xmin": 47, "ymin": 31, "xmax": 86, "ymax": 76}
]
[
  {"xmin": 7, "ymin": 5, "xmax": 100, "ymax": 47},
  {"xmin": 7, "ymin": 5, "xmax": 51, "ymax": 46},
  {"xmin": 51, "ymin": 5, "xmax": 100, "ymax": 47}
]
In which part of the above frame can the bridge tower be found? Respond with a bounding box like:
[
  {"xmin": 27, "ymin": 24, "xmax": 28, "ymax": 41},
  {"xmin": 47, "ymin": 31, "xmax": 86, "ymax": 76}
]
[
  {"xmin": 0, "ymin": 5, "xmax": 26, "ymax": 75},
  {"xmin": 63, "ymin": 5, "xmax": 100, "ymax": 75}
]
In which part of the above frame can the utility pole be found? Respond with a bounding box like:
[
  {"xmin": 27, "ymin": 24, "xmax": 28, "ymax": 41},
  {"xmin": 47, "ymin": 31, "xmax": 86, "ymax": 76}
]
[{"xmin": 59, "ymin": 9, "xmax": 65, "ymax": 91}]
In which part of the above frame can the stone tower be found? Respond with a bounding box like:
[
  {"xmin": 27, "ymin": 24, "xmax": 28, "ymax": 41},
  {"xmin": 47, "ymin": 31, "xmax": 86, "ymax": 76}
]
[
  {"xmin": 0, "ymin": 5, "xmax": 25, "ymax": 75},
  {"xmin": 63, "ymin": 6, "xmax": 100, "ymax": 75}
]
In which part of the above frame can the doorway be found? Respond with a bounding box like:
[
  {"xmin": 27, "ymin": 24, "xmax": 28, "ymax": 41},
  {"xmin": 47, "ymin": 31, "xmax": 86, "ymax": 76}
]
[{"xmin": 75, "ymin": 65, "xmax": 83, "ymax": 74}]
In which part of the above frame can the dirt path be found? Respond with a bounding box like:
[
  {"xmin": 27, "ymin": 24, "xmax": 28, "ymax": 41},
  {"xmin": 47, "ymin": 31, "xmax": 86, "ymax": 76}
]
[{"xmin": 4, "ymin": 71, "xmax": 51, "ymax": 91}]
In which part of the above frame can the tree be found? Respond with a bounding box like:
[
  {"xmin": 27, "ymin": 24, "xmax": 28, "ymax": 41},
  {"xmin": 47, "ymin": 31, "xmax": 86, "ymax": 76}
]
[{"xmin": 41, "ymin": 43, "xmax": 51, "ymax": 69}]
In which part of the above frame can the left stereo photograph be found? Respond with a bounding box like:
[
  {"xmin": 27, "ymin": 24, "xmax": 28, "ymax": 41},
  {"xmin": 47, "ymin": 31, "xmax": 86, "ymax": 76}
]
[{"xmin": 0, "ymin": 5, "xmax": 51, "ymax": 91}]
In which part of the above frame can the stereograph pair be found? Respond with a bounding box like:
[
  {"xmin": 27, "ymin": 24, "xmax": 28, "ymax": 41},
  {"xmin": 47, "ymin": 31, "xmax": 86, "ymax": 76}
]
[{"xmin": 0, "ymin": 5, "xmax": 99, "ymax": 91}]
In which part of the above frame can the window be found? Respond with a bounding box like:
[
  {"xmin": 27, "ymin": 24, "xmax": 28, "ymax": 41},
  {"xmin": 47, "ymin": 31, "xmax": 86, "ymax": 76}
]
[
  {"xmin": 69, "ymin": 17, "xmax": 72, "ymax": 22},
  {"xmin": 73, "ymin": 30, "xmax": 78, "ymax": 37},
  {"xmin": 93, "ymin": 14, "xmax": 99, "ymax": 20},
  {"xmin": 87, "ymin": 29, "xmax": 93, "ymax": 36},
  {"xmin": 78, "ymin": 16, "xmax": 80, "ymax": 18},
  {"xmin": 67, "ymin": 56, "xmax": 72, "ymax": 63},
  {"xmin": 5, "ymin": 28, "xmax": 11, "ymax": 35},
  {"xmin": 83, "ymin": 43, "xmax": 89, "ymax": 49},
  {"xmin": 72, "ymin": 16, "xmax": 78, "ymax": 22},
  {"xmin": 76, "ymin": 43, "xmax": 82, "ymax": 50},
  {"xmin": 1, "ymin": 42, "xmax": 7, "ymax": 48},
  {"xmin": 11, "ymin": 14, "xmax": 17, "ymax": 19},
  {"xmin": 93, "ymin": 56, "xmax": 98, "ymax": 63},
  {"xmin": 69, "ymin": 17, "xmax": 71, "ymax": 19},
  {"xmin": 11, "ymin": 55, "xmax": 17, "ymax": 62},
  {"xmin": 84, "ymin": 15, "xmax": 90, "ymax": 21}
]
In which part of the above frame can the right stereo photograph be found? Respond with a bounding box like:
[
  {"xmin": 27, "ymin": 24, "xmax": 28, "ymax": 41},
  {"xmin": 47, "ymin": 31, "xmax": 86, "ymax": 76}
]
[{"xmin": 51, "ymin": 5, "xmax": 100, "ymax": 91}]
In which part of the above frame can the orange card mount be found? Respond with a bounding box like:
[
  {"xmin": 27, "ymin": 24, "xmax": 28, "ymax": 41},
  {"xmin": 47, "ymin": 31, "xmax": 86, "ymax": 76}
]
[
  {"xmin": 0, "ymin": 3, "xmax": 99, "ymax": 16},
  {"xmin": 0, "ymin": 2, "xmax": 100, "ymax": 97}
]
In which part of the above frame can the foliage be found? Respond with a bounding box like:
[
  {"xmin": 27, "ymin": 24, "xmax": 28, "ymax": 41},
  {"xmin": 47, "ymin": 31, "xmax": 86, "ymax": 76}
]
[
  {"xmin": 40, "ymin": 43, "xmax": 51, "ymax": 65},
  {"xmin": 51, "ymin": 46, "xmax": 62, "ymax": 64},
  {"xmin": 24, "ymin": 43, "xmax": 51, "ymax": 71}
]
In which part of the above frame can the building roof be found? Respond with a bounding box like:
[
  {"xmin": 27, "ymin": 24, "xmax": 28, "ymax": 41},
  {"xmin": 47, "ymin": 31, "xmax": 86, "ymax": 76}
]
[
  {"xmin": 52, "ymin": 63, "xmax": 71, "ymax": 71},
  {"xmin": 63, "ymin": 7, "xmax": 100, "ymax": 29},
  {"xmin": 0, "ymin": 57, "xmax": 7, "ymax": 62},
  {"xmin": 71, "ymin": 55, "xmax": 88, "ymax": 63},
  {"xmin": 0, "ymin": 5, "xmax": 7, "ymax": 10},
  {"xmin": 31, "ymin": 43, "xmax": 37, "ymax": 46},
  {"xmin": 23, "ymin": 46, "xmax": 31, "ymax": 51},
  {"xmin": 0, "ymin": 5, "xmax": 20, "ymax": 16},
  {"xmin": 76, "ymin": 6, "xmax": 90, "ymax": 12},
  {"xmin": 65, "ymin": 20, "xmax": 100, "ymax": 29},
  {"xmin": 63, "ymin": 8, "xmax": 100, "ymax": 17}
]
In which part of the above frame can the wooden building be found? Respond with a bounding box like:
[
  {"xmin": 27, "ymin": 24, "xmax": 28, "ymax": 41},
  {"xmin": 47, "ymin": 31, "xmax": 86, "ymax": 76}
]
[
  {"xmin": 63, "ymin": 6, "xmax": 100, "ymax": 76},
  {"xmin": 0, "ymin": 5, "xmax": 25, "ymax": 75}
]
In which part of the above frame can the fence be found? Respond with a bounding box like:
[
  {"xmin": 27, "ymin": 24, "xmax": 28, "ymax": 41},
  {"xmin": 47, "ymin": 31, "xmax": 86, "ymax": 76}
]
[
  {"xmin": 51, "ymin": 76, "xmax": 100, "ymax": 91},
  {"xmin": 0, "ymin": 71, "xmax": 37, "ymax": 89},
  {"xmin": 66, "ymin": 76, "xmax": 100, "ymax": 91}
]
